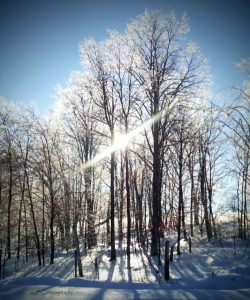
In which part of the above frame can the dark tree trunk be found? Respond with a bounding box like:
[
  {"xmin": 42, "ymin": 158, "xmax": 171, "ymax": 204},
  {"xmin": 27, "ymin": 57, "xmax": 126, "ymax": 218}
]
[
  {"xmin": 118, "ymin": 157, "xmax": 124, "ymax": 242},
  {"xmin": 23, "ymin": 188, "xmax": 28, "ymax": 263},
  {"xmin": 242, "ymin": 171, "xmax": 247, "ymax": 240},
  {"xmin": 177, "ymin": 142, "xmax": 184, "ymax": 255},
  {"xmin": 193, "ymin": 184, "xmax": 200, "ymax": 226},
  {"xmin": 64, "ymin": 181, "xmax": 71, "ymax": 252},
  {"xmin": 85, "ymin": 168, "xmax": 96, "ymax": 248},
  {"xmin": 188, "ymin": 155, "xmax": 194, "ymax": 237},
  {"xmin": 49, "ymin": 186, "xmax": 55, "ymax": 265},
  {"xmin": 151, "ymin": 121, "xmax": 162, "ymax": 256},
  {"xmin": 125, "ymin": 148, "xmax": 131, "ymax": 268},
  {"xmin": 110, "ymin": 132, "xmax": 116, "ymax": 260},
  {"xmin": 177, "ymin": 190, "xmax": 182, "ymax": 255},
  {"xmin": 26, "ymin": 176, "xmax": 42, "ymax": 266},
  {"xmin": 107, "ymin": 207, "xmax": 110, "ymax": 246},
  {"xmin": 73, "ymin": 223, "xmax": 83, "ymax": 277},
  {"xmin": 134, "ymin": 170, "xmax": 144, "ymax": 247},
  {"xmin": 42, "ymin": 181, "xmax": 45, "ymax": 266},
  {"xmin": 7, "ymin": 151, "xmax": 12, "ymax": 259},
  {"xmin": 17, "ymin": 177, "xmax": 25, "ymax": 260},
  {"xmin": 200, "ymin": 153, "xmax": 213, "ymax": 241},
  {"xmin": 207, "ymin": 184, "xmax": 217, "ymax": 238}
]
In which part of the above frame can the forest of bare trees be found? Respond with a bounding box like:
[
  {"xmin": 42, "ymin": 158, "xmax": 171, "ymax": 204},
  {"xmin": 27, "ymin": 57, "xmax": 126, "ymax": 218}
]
[{"xmin": 0, "ymin": 10, "xmax": 249, "ymax": 278}]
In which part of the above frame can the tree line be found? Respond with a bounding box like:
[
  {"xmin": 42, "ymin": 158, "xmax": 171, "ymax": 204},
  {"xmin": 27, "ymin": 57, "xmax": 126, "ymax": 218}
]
[{"xmin": 0, "ymin": 10, "xmax": 249, "ymax": 276}]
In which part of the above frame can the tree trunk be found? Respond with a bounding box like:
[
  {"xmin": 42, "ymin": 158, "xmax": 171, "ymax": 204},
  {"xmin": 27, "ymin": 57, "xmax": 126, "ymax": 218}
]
[
  {"xmin": 42, "ymin": 181, "xmax": 45, "ymax": 266},
  {"xmin": 23, "ymin": 188, "xmax": 28, "ymax": 263},
  {"xmin": 200, "ymin": 153, "xmax": 213, "ymax": 241},
  {"xmin": 17, "ymin": 177, "xmax": 25, "ymax": 260},
  {"xmin": 73, "ymin": 223, "xmax": 83, "ymax": 277},
  {"xmin": 177, "ymin": 184, "xmax": 182, "ymax": 256},
  {"xmin": 193, "ymin": 184, "xmax": 200, "ymax": 226},
  {"xmin": 106, "ymin": 206, "xmax": 110, "ymax": 246},
  {"xmin": 207, "ymin": 184, "xmax": 217, "ymax": 238},
  {"xmin": 64, "ymin": 181, "xmax": 71, "ymax": 252},
  {"xmin": 188, "ymin": 155, "xmax": 194, "ymax": 237},
  {"xmin": 118, "ymin": 157, "xmax": 124, "ymax": 242},
  {"xmin": 134, "ymin": 170, "xmax": 144, "ymax": 247},
  {"xmin": 125, "ymin": 148, "xmax": 131, "ymax": 268},
  {"xmin": 110, "ymin": 131, "xmax": 116, "ymax": 261},
  {"xmin": 85, "ymin": 168, "xmax": 96, "ymax": 248},
  {"xmin": 49, "ymin": 186, "xmax": 55, "ymax": 265},
  {"xmin": 7, "ymin": 151, "xmax": 12, "ymax": 259},
  {"xmin": 26, "ymin": 176, "xmax": 42, "ymax": 266},
  {"xmin": 151, "ymin": 121, "xmax": 162, "ymax": 256}
]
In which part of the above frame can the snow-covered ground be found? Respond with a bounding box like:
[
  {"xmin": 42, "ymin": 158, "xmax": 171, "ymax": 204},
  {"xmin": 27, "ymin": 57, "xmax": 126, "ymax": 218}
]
[{"xmin": 1, "ymin": 232, "xmax": 250, "ymax": 299}]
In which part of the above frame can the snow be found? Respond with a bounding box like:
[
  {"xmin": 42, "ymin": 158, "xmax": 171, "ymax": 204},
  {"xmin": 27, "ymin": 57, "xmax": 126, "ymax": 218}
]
[
  {"xmin": 1, "ymin": 234, "xmax": 250, "ymax": 300},
  {"xmin": 0, "ymin": 278, "xmax": 250, "ymax": 300}
]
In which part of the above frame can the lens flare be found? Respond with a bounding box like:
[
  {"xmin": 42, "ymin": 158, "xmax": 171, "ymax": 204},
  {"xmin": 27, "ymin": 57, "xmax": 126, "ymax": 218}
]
[{"xmin": 81, "ymin": 103, "xmax": 173, "ymax": 171}]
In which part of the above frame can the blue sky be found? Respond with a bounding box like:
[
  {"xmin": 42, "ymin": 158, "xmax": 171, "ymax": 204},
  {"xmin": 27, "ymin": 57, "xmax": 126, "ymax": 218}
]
[{"xmin": 0, "ymin": 0, "xmax": 249, "ymax": 113}]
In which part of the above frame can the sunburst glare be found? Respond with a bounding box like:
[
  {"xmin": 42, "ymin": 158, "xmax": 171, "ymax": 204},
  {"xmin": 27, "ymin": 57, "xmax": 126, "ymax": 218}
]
[{"xmin": 81, "ymin": 104, "xmax": 173, "ymax": 171}]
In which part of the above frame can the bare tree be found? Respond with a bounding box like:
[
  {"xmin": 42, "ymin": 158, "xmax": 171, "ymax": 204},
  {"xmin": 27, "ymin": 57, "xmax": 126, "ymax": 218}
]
[
  {"xmin": 222, "ymin": 60, "xmax": 250, "ymax": 238},
  {"xmin": 30, "ymin": 117, "xmax": 61, "ymax": 265},
  {"xmin": 80, "ymin": 39, "xmax": 119, "ymax": 260},
  {"xmin": 127, "ymin": 10, "xmax": 206, "ymax": 255}
]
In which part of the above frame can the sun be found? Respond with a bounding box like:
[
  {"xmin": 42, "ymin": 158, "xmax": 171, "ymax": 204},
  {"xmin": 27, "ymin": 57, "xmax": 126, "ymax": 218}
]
[{"xmin": 113, "ymin": 133, "xmax": 130, "ymax": 151}]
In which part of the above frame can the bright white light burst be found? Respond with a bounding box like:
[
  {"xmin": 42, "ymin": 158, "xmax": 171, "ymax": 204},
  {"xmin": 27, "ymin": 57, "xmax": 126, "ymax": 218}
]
[
  {"xmin": 113, "ymin": 133, "xmax": 130, "ymax": 151},
  {"xmin": 81, "ymin": 98, "xmax": 178, "ymax": 171}
]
